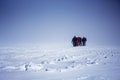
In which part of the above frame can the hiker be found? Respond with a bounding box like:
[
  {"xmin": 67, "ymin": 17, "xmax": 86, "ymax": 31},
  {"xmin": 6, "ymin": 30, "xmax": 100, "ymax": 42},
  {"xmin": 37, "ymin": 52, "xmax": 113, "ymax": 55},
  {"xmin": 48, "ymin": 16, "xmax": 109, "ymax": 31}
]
[
  {"xmin": 72, "ymin": 36, "xmax": 77, "ymax": 47},
  {"xmin": 82, "ymin": 37, "xmax": 87, "ymax": 46},
  {"xmin": 76, "ymin": 37, "xmax": 82, "ymax": 46}
]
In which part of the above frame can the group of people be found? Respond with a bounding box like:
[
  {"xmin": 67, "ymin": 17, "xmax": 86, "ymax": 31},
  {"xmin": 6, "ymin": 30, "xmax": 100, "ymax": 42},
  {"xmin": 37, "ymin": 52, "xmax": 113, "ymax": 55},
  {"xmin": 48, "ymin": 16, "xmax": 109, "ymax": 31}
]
[{"xmin": 72, "ymin": 36, "xmax": 87, "ymax": 47}]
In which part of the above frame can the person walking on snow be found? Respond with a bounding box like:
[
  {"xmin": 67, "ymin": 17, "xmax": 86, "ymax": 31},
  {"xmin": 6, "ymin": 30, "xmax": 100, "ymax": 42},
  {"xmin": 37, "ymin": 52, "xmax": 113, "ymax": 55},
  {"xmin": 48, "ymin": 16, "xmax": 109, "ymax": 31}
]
[{"xmin": 82, "ymin": 37, "xmax": 87, "ymax": 46}]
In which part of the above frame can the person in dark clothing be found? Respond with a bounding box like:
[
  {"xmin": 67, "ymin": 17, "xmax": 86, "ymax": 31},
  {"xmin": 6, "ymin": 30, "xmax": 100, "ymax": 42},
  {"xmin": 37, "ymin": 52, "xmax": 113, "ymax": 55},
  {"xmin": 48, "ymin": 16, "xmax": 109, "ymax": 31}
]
[
  {"xmin": 72, "ymin": 36, "xmax": 77, "ymax": 47},
  {"xmin": 82, "ymin": 37, "xmax": 87, "ymax": 46}
]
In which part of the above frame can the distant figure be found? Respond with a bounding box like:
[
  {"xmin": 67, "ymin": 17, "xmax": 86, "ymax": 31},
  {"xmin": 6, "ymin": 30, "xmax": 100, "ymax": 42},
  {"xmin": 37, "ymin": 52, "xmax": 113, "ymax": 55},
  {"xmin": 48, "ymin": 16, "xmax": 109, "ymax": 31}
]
[
  {"xmin": 77, "ymin": 37, "xmax": 82, "ymax": 46},
  {"xmin": 82, "ymin": 37, "xmax": 87, "ymax": 46},
  {"xmin": 72, "ymin": 36, "xmax": 77, "ymax": 47}
]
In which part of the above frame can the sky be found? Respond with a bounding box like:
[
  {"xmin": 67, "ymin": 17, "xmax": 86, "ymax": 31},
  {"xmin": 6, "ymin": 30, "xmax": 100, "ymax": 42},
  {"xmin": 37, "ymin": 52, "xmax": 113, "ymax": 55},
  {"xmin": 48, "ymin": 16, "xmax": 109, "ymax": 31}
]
[{"xmin": 0, "ymin": 0, "xmax": 120, "ymax": 46}]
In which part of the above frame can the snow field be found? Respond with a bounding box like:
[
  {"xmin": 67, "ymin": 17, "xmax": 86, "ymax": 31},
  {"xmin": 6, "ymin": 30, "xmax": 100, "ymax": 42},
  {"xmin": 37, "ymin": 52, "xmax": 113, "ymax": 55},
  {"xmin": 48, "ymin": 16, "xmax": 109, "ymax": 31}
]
[{"xmin": 0, "ymin": 46, "xmax": 120, "ymax": 80}]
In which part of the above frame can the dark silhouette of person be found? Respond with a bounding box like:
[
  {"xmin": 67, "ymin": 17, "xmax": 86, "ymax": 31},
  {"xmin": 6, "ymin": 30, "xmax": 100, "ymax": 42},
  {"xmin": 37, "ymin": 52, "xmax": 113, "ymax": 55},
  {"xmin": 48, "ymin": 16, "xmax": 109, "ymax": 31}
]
[
  {"xmin": 77, "ymin": 37, "xmax": 82, "ymax": 46},
  {"xmin": 82, "ymin": 37, "xmax": 87, "ymax": 46},
  {"xmin": 72, "ymin": 36, "xmax": 77, "ymax": 47}
]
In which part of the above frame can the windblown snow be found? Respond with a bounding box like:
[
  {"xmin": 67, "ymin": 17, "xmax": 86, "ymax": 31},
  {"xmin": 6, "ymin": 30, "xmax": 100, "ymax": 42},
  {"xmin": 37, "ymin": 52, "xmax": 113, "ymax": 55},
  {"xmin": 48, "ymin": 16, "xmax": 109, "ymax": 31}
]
[{"xmin": 0, "ymin": 46, "xmax": 120, "ymax": 80}]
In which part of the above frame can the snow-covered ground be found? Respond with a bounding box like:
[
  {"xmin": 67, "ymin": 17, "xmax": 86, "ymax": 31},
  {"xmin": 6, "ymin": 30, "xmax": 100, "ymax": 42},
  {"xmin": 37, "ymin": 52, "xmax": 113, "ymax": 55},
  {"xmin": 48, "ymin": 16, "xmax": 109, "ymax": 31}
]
[{"xmin": 0, "ymin": 45, "xmax": 120, "ymax": 80}]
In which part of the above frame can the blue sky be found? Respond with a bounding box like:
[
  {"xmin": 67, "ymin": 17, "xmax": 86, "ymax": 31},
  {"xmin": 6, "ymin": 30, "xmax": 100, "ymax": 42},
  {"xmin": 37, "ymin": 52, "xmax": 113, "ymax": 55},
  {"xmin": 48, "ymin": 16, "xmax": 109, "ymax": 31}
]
[{"xmin": 0, "ymin": 0, "xmax": 120, "ymax": 46}]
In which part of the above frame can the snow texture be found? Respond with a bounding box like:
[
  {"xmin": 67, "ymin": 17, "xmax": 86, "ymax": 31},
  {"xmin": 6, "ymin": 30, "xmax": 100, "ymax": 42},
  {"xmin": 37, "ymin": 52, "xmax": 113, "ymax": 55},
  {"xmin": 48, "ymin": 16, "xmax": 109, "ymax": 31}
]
[{"xmin": 0, "ymin": 46, "xmax": 120, "ymax": 80}]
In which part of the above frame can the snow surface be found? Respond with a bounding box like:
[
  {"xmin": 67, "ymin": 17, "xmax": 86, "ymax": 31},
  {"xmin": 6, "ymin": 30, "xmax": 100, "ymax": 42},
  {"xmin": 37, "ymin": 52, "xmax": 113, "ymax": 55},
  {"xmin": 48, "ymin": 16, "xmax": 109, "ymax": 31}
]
[{"xmin": 0, "ymin": 46, "xmax": 120, "ymax": 80}]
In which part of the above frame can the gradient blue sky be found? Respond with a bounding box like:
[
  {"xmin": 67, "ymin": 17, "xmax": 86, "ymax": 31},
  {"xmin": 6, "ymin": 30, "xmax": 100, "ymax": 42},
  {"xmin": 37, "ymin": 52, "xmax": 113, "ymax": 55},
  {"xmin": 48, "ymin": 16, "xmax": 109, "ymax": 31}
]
[{"xmin": 0, "ymin": 0, "xmax": 120, "ymax": 46}]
